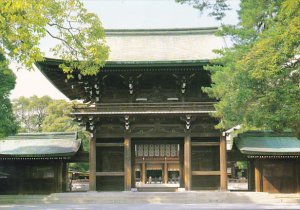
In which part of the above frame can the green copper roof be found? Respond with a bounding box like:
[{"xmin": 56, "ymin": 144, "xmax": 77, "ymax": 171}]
[
  {"xmin": 0, "ymin": 132, "xmax": 81, "ymax": 158},
  {"xmin": 235, "ymin": 132, "xmax": 300, "ymax": 155}
]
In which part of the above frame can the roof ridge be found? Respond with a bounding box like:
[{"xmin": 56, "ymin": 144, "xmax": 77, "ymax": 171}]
[{"xmin": 105, "ymin": 27, "xmax": 219, "ymax": 36}]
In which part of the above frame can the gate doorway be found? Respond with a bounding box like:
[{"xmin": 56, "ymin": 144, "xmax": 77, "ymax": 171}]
[{"xmin": 134, "ymin": 142, "xmax": 181, "ymax": 189}]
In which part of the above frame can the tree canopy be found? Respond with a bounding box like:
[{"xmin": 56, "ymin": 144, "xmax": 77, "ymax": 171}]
[
  {"xmin": 13, "ymin": 95, "xmax": 52, "ymax": 132},
  {"xmin": 13, "ymin": 96, "xmax": 89, "ymax": 171},
  {"xmin": 0, "ymin": 54, "xmax": 18, "ymax": 138},
  {"xmin": 42, "ymin": 100, "xmax": 78, "ymax": 132},
  {"xmin": 0, "ymin": 0, "xmax": 109, "ymax": 75},
  {"xmin": 179, "ymin": 0, "xmax": 300, "ymax": 135},
  {"xmin": 0, "ymin": 0, "xmax": 109, "ymax": 138}
]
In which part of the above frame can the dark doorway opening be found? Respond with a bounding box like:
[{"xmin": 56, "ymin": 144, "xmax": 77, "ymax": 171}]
[{"xmin": 146, "ymin": 170, "xmax": 162, "ymax": 184}]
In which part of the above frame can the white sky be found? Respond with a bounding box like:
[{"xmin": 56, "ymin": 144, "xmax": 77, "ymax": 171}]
[{"xmin": 9, "ymin": 0, "xmax": 240, "ymax": 100}]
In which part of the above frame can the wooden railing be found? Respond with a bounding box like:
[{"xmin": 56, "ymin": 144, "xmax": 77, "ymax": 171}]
[{"xmin": 73, "ymin": 102, "xmax": 216, "ymax": 114}]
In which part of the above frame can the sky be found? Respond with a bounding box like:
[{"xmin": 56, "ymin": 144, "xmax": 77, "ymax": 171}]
[{"xmin": 9, "ymin": 0, "xmax": 240, "ymax": 100}]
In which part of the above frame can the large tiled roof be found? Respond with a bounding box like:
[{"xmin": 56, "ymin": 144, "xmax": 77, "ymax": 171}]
[{"xmin": 105, "ymin": 27, "xmax": 225, "ymax": 62}]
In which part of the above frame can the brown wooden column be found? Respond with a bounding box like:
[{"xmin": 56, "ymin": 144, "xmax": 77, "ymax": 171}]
[
  {"xmin": 184, "ymin": 135, "xmax": 191, "ymax": 191},
  {"xmin": 142, "ymin": 161, "xmax": 146, "ymax": 184},
  {"xmin": 124, "ymin": 137, "xmax": 131, "ymax": 191},
  {"xmin": 248, "ymin": 160, "xmax": 255, "ymax": 191},
  {"xmin": 179, "ymin": 143, "xmax": 184, "ymax": 187},
  {"xmin": 297, "ymin": 159, "xmax": 300, "ymax": 194},
  {"xmin": 220, "ymin": 135, "xmax": 228, "ymax": 191},
  {"xmin": 62, "ymin": 162, "xmax": 68, "ymax": 192},
  {"xmin": 89, "ymin": 134, "xmax": 96, "ymax": 191},
  {"xmin": 164, "ymin": 161, "xmax": 168, "ymax": 184},
  {"xmin": 254, "ymin": 160, "xmax": 262, "ymax": 192},
  {"xmin": 56, "ymin": 162, "xmax": 63, "ymax": 192},
  {"xmin": 131, "ymin": 144, "xmax": 135, "ymax": 188}
]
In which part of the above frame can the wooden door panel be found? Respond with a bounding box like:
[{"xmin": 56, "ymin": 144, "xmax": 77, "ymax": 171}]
[{"xmin": 262, "ymin": 160, "xmax": 295, "ymax": 193}]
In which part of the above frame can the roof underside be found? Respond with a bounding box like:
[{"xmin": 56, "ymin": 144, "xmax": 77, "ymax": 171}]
[
  {"xmin": 236, "ymin": 133, "xmax": 300, "ymax": 155},
  {"xmin": 0, "ymin": 132, "xmax": 81, "ymax": 158}
]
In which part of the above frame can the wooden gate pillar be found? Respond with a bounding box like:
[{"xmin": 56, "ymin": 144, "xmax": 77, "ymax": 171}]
[
  {"xmin": 124, "ymin": 137, "xmax": 132, "ymax": 191},
  {"xmin": 220, "ymin": 135, "xmax": 228, "ymax": 191},
  {"xmin": 141, "ymin": 162, "xmax": 146, "ymax": 184},
  {"xmin": 164, "ymin": 162, "xmax": 168, "ymax": 184},
  {"xmin": 248, "ymin": 160, "xmax": 255, "ymax": 191},
  {"xmin": 254, "ymin": 160, "xmax": 262, "ymax": 192},
  {"xmin": 184, "ymin": 135, "xmax": 191, "ymax": 191},
  {"xmin": 89, "ymin": 134, "xmax": 96, "ymax": 191}
]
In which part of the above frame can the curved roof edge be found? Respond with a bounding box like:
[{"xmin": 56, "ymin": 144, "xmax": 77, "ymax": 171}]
[
  {"xmin": 0, "ymin": 132, "xmax": 82, "ymax": 158},
  {"xmin": 37, "ymin": 57, "xmax": 211, "ymax": 69}
]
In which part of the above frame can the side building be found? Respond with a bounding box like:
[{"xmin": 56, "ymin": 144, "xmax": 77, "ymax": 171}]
[
  {"xmin": 37, "ymin": 28, "xmax": 228, "ymax": 191},
  {"xmin": 0, "ymin": 132, "xmax": 86, "ymax": 194},
  {"xmin": 230, "ymin": 132, "xmax": 300, "ymax": 193}
]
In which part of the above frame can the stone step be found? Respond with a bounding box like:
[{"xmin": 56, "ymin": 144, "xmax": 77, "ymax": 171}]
[
  {"xmin": 44, "ymin": 192, "xmax": 284, "ymax": 204},
  {"xmin": 137, "ymin": 187, "xmax": 178, "ymax": 192},
  {"xmin": 1, "ymin": 192, "xmax": 299, "ymax": 205}
]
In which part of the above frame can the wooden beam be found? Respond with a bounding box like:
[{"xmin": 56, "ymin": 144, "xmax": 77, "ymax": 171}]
[
  {"xmin": 142, "ymin": 162, "xmax": 146, "ymax": 184},
  {"xmin": 135, "ymin": 160, "xmax": 179, "ymax": 164},
  {"xmin": 254, "ymin": 160, "xmax": 262, "ymax": 192},
  {"xmin": 220, "ymin": 135, "xmax": 228, "ymax": 191},
  {"xmin": 164, "ymin": 162, "xmax": 168, "ymax": 184},
  {"xmin": 96, "ymin": 172, "xmax": 125, "ymax": 176},
  {"xmin": 192, "ymin": 171, "xmax": 220, "ymax": 176},
  {"xmin": 89, "ymin": 135, "xmax": 96, "ymax": 191},
  {"xmin": 184, "ymin": 135, "xmax": 191, "ymax": 191},
  {"xmin": 96, "ymin": 143, "xmax": 124, "ymax": 147},
  {"xmin": 124, "ymin": 137, "xmax": 131, "ymax": 191},
  {"xmin": 191, "ymin": 142, "xmax": 220, "ymax": 146}
]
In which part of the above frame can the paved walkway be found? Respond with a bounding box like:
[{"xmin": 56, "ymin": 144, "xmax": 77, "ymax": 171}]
[{"xmin": 1, "ymin": 203, "xmax": 300, "ymax": 210}]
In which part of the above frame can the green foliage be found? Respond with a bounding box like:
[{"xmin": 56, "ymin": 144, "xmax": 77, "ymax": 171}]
[
  {"xmin": 42, "ymin": 99, "xmax": 90, "ymax": 151},
  {"xmin": 176, "ymin": 0, "xmax": 231, "ymax": 20},
  {"xmin": 180, "ymin": 0, "xmax": 300, "ymax": 135},
  {"xmin": 236, "ymin": 161, "xmax": 247, "ymax": 170},
  {"xmin": 13, "ymin": 96, "xmax": 90, "ymax": 172},
  {"xmin": 0, "ymin": 53, "xmax": 18, "ymax": 138},
  {"xmin": 42, "ymin": 100, "xmax": 77, "ymax": 132},
  {"xmin": 0, "ymin": 0, "xmax": 109, "ymax": 75},
  {"xmin": 13, "ymin": 95, "xmax": 53, "ymax": 132}
]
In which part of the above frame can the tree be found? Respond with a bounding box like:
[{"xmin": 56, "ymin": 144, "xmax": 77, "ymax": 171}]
[
  {"xmin": 0, "ymin": 0, "xmax": 109, "ymax": 76},
  {"xmin": 176, "ymin": 0, "xmax": 230, "ymax": 20},
  {"xmin": 178, "ymin": 0, "xmax": 300, "ymax": 135},
  {"xmin": 0, "ymin": 54, "xmax": 18, "ymax": 138},
  {"xmin": 42, "ymin": 100, "xmax": 78, "ymax": 132},
  {"xmin": 42, "ymin": 99, "xmax": 89, "ymax": 151},
  {"xmin": 13, "ymin": 96, "xmax": 89, "ymax": 171},
  {"xmin": 0, "ymin": 0, "xmax": 109, "ymax": 138},
  {"xmin": 13, "ymin": 95, "xmax": 53, "ymax": 132}
]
